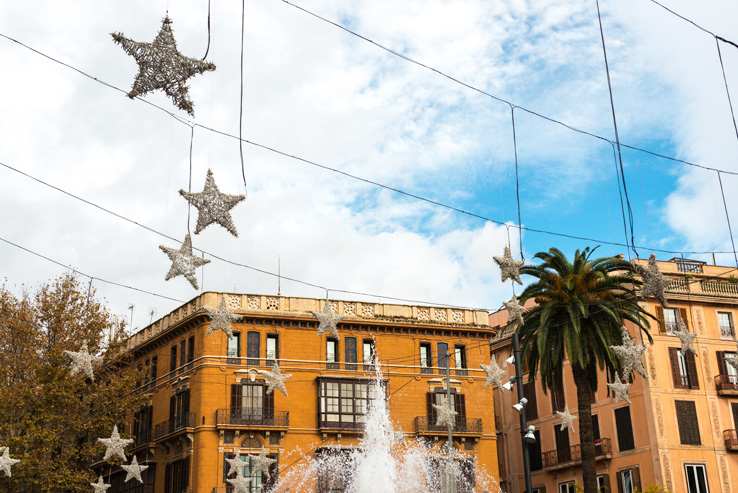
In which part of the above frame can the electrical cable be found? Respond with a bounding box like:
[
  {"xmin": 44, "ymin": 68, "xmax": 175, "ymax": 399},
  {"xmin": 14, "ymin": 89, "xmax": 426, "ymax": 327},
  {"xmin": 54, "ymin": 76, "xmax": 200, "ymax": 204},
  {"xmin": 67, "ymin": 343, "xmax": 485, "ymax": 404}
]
[
  {"xmin": 239, "ymin": 0, "xmax": 248, "ymax": 196},
  {"xmin": 509, "ymin": 105, "xmax": 524, "ymax": 261},
  {"xmin": 646, "ymin": 0, "xmax": 738, "ymax": 45},
  {"xmin": 716, "ymin": 171, "xmax": 738, "ymax": 268}
]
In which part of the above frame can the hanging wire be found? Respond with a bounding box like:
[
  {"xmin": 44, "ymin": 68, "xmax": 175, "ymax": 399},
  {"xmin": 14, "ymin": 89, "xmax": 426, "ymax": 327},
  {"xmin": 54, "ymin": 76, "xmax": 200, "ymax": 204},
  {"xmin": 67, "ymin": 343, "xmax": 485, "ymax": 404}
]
[
  {"xmin": 186, "ymin": 124, "xmax": 195, "ymax": 236},
  {"xmin": 716, "ymin": 171, "xmax": 738, "ymax": 268},
  {"xmin": 715, "ymin": 37, "xmax": 738, "ymax": 146},
  {"xmin": 239, "ymin": 0, "xmax": 248, "ymax": 196},
  {"xmin": 202, "ymin": 0, "xmax": 211, "ymax": 60},
  {"xmin": 509, "ymin": 105, "xmax": 524, "ymax": 261}
]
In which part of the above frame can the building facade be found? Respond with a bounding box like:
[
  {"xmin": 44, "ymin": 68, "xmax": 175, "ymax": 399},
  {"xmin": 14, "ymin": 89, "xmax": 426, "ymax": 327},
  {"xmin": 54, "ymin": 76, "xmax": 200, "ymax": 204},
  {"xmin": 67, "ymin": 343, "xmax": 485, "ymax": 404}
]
[
  {"xmin": 491, "ymin": 257, "xmax": 738, "ymax": 493},
  {"xmin": 101, "ymin": 292, "xmax": 498, "ymax": 492}
]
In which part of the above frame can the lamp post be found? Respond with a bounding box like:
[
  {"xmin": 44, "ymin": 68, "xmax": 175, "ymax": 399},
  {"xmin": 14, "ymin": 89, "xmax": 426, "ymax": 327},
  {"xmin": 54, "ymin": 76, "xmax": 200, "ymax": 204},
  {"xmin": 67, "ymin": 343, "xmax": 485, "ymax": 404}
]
[{"xmin": 512, "ymin": 332, "xmax": 533, "ymax": 493}]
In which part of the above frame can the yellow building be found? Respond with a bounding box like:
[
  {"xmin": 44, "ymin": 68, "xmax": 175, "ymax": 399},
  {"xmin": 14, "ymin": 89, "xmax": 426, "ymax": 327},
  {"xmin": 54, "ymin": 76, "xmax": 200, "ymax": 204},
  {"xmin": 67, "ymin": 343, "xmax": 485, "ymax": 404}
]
[
  {"xmin": 491, "ymin": 257, "xmax": 738, "ymax": 493},
  {"xmin": 101, "ymin": 292, "xmax": 499, "ymax": 492}
]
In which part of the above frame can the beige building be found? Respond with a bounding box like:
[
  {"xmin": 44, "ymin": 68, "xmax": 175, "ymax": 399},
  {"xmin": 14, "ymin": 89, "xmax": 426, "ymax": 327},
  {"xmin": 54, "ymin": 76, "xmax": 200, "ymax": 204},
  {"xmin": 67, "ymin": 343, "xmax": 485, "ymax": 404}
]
[{"xmin": 491, "ymin": 257, "xmax": 738, "ymax": 493}]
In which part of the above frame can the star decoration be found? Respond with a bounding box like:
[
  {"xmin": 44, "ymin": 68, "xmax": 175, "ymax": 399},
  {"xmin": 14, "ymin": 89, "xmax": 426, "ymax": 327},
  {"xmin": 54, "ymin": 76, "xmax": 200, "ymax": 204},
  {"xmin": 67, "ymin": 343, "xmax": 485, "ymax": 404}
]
[
  {"xmin": 432, "ymin": 402, "xmax": 458, "ymax": 429},
  {"xmin": 248, "ymin": 448, "xmax": 276, "ymax": 479},
  {"xmin": 121, "ymin": 456, "xmax": 149, "ymax": 484},
  {"xmin": 0, "ymin": 448, "xmax": 19, "ymax": 477},
  {"xmin": 725, "ymin": 342, "xmax": 738, "ymax": 373},
  {"xmin": 673, "ymin": 320, "xmax": 697, "ymax": 356},
  {"xmin": 310, "ymin": 301, "xmax": 344, "ymax": 340},
  {"xmin": 633, "ymin": 254, "xmax": 670, "ymax": 307},
  {"xmin": 263, "ymin": 363, "xmax": 292, "ymax": 397},
  {"xmin": 225, "ymin": 454, "xmax": 245, "ymax": 477},
  {"xmin": 97, "ymin": 425, "xmax": 133, "ymax": 462},
  {"xmin": 555, "ymin": 404, "xmax": 577, "ymax": 433},
  {"xmin": 493, "ymin": 246, "xmax": 524, "ymax": 285},
  {"xmin": 610, "ymin": 326, "xmax": 648, "ymax": 379},
  {"xmin": 112, "ymin": 16, "xmax": 216, "ymax": 116},
  {"xmin": 160, "ymin": 234, "xmax": 210, "ymax": 289},
  {"xmin": 64, "ymin": 339, "xmax": 102, "ymax": 381},
  {"xmin": 180, "ymin": 169, "xmax": 245, "ymax": 237},
  {"xmin": 227, "ymin": 474, "xmax": 254, "ymax": 493},
  {"xmin": 394, "ymin": 427, "xmax": 406, "ymax": 445},
  {"xmin": 90, "ymin": 476, "xmax": 112, "ymax": 493},
  {"xmin": 480, "ymin": 355, "xmax": 507, "ymax": 389},
  {"xmin": 503, "ymin": 295, "xmax": 525, "ymax": 328},
  {"xmin": 205, "ymin": 297, "xmax": 243, "ymax": 339},
  {"xmin": 607, "ymin": 373, "xmax": 631, "ymax": 405}
]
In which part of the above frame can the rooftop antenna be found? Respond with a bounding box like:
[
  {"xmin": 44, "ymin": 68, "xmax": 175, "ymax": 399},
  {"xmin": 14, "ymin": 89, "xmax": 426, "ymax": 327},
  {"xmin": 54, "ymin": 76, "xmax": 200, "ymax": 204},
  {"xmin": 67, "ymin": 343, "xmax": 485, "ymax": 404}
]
[
  {"xmin": 149, "ymin": 308, "xmax": 157, "ymax": 324},
  {"xmin": 127, "ymin": 304, "xmax": 135, "ymax": 334}
]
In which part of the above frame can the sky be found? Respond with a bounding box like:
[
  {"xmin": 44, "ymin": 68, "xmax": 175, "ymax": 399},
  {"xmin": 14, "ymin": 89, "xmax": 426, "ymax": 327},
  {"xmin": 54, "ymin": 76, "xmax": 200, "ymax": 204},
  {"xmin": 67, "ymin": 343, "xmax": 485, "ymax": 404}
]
[{"xmin": 1, "ymin": 0, "xmax": 738, "ymax": 332}]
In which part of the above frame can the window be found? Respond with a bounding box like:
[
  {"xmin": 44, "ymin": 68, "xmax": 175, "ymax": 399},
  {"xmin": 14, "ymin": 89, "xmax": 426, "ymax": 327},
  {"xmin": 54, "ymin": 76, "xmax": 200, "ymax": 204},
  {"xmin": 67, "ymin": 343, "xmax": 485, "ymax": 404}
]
[
  {"xmin": 528, "ymin": 429, "xmax": 542, "ymax": 471},
  {"xmin": 596, "ymin": 474, "xmax": 609, "ymax": 493},
  {"xmin": 555, "ymin": 425, "xmax": 571, "ymax": 464},
  {"xmin": 169, "ymin": 389, "xmax": 191, "ymax": 431},
  {"xmin": 592, "ymin": 414, "xmax": 605, "ymax": 456},
  {"xmin": 558, "ymin": 481, "xmax": 575, "ymax": 493},
  {"xmin": 685, "ymin": 464, "xmax": 709, "ymax": 493},
  {"xmin": 718, "ymin": 312, "xmax": 735, "ymax": 339},
  {"xmin": 318, "ymin": 378, "xmax": 374, "ymax": 430},
  {"xmin": 187, "ymin": 336, "xmax": 195, "ymax": 364},
  {"xmin": 143, "ymin": 359, "xmax": 150, "ymax": 387},
  {"xmin": 454, "ymin": 345, "xmax": 468, "ymax": 376},
  {"xmin": 426, "ymin": 391, "xmax": 467, "ymax": 431},
  {"xmin": 669, "ymin": 347, "xmax": 699, "ymax": 389},
  {"xmin": 228, "ymin": 332, "xmax": 241, "ymax": 364},
  {"xmin": 663, "ymin": 308, "xmax": 679, "ymax": 335},
  {"xmin": 136, "ymin": 364, "xmax": 142, "ymax": 388},
  {"xmin": 150, "ymin": 356, "xmax": 157, "ymax": 386},
  {"xmin": 675, "ymin": 400, "xmax": 701, "ymax": 445},
  {"xmin": 230, "ymin": 381, "xmax": 274, "ymax": 425},
  {"xmin": 615, "ymin": 406, "xmax": 635, "ymax": 451},
  {"xmin": 657, "ymin": 306, "xmax": 690, "ymax": 335},
  {"xmin": 169, "ymin": 345, "xmax": 177, "ymax": 373},
  {"xmin": 179, "ymin": 340, "xmax": 186, "ymax": 369},
  {"xmin": 420, "ymin": 343, "xmax": 433, "ymax": 374},
  {"xmin": 523, "ymin": 381, "xmax": 538, "ymax": 421},
  {"xmin": 164, "ymin": 457, "xmax": 189, "ymax": 493},
  {"xmin": 551, "ymin": 385, "xmax": 565, "ymax": 413},
  {"xmin": 109, "ymin": 464, "xmax": 156, "ymax": 493},
  {"xmin": 247, "ymin": 332, "xmax": 260, "ymax": 366},
  {"xmin": 316, "ymin": 448, "xmax": 351, "ymax": 493},
  {"xmin": 266, "ymin": 334, "xmax": 279, "ymax": 366},
  {"xmin": 326, "ymin": 339, "xmax": 339, "ymax": 370},
  {"xmin": 133, "ymin": 405, "xmax": 153, "ymax": 446},
  {"xmin": 616, "ymin": 468, "xmax": 640, "ymax": 493},
  {"xmin": 717, "ymin": 351, "xmax": 738, "ymax": 386},
  {"xmin": 437, "ymin": 343, "xmax": 449, "ymax": 375},
  {"xmin": 363, "ymin": 340, "xmax": 376, "ymax": 371}
]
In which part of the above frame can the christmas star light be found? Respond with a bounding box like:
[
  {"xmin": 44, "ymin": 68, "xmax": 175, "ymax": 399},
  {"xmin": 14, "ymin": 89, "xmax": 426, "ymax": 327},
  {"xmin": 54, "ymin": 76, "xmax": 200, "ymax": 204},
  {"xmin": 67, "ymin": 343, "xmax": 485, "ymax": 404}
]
[
  {"xmin": 227, "ymin": 474, "xmax": 254, "ymax": 493},
  {"xmin": 112, "ymin": 17, "xmax": 216, "ymax": 116},
  {"xmin": 225, "ymin": 454, "xmax": 245, "ymax": 477},
  {"xmin": 432, "ymin": 402, "xmax": 458, "ymax": 429},
  {"xmin": 160, "ymin": 234, "xmax": 210, "ymax": 289},
  {"xmin": 205, "ymin": 297, "xmax": 243, "ymax": 339},
  {"xmin": 180, "ymin": 169, "xmax": 245, "ymax": 237},
  {"xmin": 610, "ymin": 326, "xmax": 648, "ymax": 379},
  {"xmin": 493, "ymin": 246, "xmax": 524, "ymax": 285},
  {"xmin": 310, "ymin": 301, "xmax": 344, "ymax": 340},
  {"xmin": 480, "ymin": 355, "xmax": 507, "ymax": 390},
  {"xmin": 633, "ymin": 254, "xmax": 670, "ymax": 307},
  {"xmin": 555, "ymin": 404, "xmax": 577, "ymax": 433},
  {"xmin": 248, "ymin": 448, "xmax": 276, "ymax": 479},
  {"xmin": 0, "ymin": 448, "xmax": 19, "ymax": 477},
  {"xmin": 607, "ymin": 373, "xmax": 631, "ymax": 405},
  {"xmin": 504, "ymin": 295, "xmax": 525, "ymax": 328},
  {"xmin": 121, "ymin": 456, "xmax": 149, "ymax": 484},
  {"xmin": 98, "ymin": 425, "xmax": 133, "ymax": 462},
  {"xmin": 263, "ymin": 363, "xmax": 292, "ymax": 397},
  {"xmin": 673, "ymin": 320, "xmax": 697, "ymax": 356},
  {"xmin": 64, "ymin": 339, "xmax": 102, "ymax": 381},
  {"xmin": 90, "ymin": 476, "xmax": 111, "ymax": 493}
]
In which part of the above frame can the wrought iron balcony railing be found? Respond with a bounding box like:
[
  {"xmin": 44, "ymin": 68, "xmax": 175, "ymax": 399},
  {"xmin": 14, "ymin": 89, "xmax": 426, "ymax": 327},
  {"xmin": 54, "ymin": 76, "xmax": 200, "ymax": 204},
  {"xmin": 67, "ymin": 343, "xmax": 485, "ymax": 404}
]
[
  {"xmin": 542, "ymin": 438, "xmax": 611, "ymax": 470},
  {"xmin": 129, "ymin": 428, "xmax": 153, "ymax": 449},
  {"xmin": 216, "ymin": 409, "xmax": 289, "ymax": 428},
  {"xmin": 414, "ymin": 416, "xmax": 483, "ymax": 435},
  {"xmin": 715, "ymin": 374, "xmax": 738, "ymax": 393},
  {"xmin": 153, "ymin": 413, "xmax": 196, "ymax": 440}
]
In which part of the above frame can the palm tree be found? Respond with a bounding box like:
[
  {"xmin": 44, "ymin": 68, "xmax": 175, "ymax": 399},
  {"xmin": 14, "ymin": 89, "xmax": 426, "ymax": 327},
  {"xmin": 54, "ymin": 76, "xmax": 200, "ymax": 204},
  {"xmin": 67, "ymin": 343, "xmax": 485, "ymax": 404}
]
[{"xmin": 517, "ymin": 247, "xmax": 653, "ymax": 492}]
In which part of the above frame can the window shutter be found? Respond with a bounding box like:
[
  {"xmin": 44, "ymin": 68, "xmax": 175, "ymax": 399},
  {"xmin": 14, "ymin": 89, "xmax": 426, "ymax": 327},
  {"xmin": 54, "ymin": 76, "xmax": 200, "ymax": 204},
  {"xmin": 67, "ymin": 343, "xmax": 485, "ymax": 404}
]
[
  {"xmin": 632, "ymin": 467, "xmax": 641, "ymax": 492},
  {"xmin": 264, "ymin": 385, "xmax": 275, "ymax": 413},
  {"xmin": 169, "ymin": 395, "xmax": 176, "ymax": 421},
  {"xmin": 717, "ymin": 351, "xmax": 728, "ymax": 377},
  {"xmin": 183, "ymin": 390, "xmax": 190, "ymax": 415},
  {"xmin": 524, "ymin": 381, "xmax": 538, "ymax": 421},
  {"xmin": 679, "ymin": 308, "xmax": 690, "ymax": 331},
  {"xmin": 247, "ymin": 332, "xmax": 260, "ymax": 365},
  {"xmin": 426, "ymin": 393, "xmax": 436, "ymax": 424},
  {"xmin": 669, "ymin": 348, "xmax": 684, "ymax": 389},
  {"xmin": 732, "ymin": 402, "xmax": 738, "ymax": 430},
  {"xmin": 455, "ymin": 393, "xmax": 467, "ymax": 421},
  {"xmin": 685, "ymin": 352, "xmax": 700, "ymax": 390},
  {"xmin": 231, "ymin": 384, "xmax": 243, "ymax": 411},
  {"xmin": 592, "ymin": 414, "xmax": 601, "ymax": 441},
  {"xmin": 615, "ymin": 471, "xmax": 623, "ymax": 493},
  {"xmin": 614, "ymin": 407, "xmax": 635, "ymax": 451},
  {"xmin": 656, "ymin": 306, "xmax": 665, "ymax": 333},
  {"xmin": 599, "ymin": 474, "xmax": 610, "ymax": 493}
]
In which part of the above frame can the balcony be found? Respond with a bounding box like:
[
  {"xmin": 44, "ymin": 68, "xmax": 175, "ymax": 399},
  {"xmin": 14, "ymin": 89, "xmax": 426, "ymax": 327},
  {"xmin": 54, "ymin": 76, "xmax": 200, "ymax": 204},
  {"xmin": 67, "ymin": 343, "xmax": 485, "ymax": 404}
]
[
  {"xmin": 715, "ymin": 374, "xmax": 738, "ymax": 395},
  {"xmin": 226, "ymin": 349, "xmax": 241, "ymax": 366},
  {"xmin": 542, "ymin": 438, "xmax": 612, "ymax": 471},
  {"xmin": 153, "ymin": 413, "xmax": 196, "ymax": 441},
  {"xmin": 414, "ymin": 416, "xmax": 483, "ymax": 436},
  {"xmin": 724, "ymin": 430, "xmax": 738, "ymax": 451},
  {"xmin": 215, "ymin": 409, "xmax": 289, "ymax": 430},
  {"xmin": 661, "ymin": 276, "xmax": 738, "ymax": 299},
  {"xmin": 128, "ymin": 428, "xmax": 154, "ymax": 452}
]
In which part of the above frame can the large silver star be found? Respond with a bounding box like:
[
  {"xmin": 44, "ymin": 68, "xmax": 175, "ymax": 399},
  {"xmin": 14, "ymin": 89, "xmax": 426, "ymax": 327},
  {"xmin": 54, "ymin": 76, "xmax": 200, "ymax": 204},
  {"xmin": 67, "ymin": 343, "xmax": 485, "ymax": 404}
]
[
  {"xmin": 310, "ymin": 301, "xmax": 344, "ymax": 340},
  {"xmin": 610, "ymin": 326, "xmax": 648, "ymax": 379},
  {"xmin": 607, "ymin": 373, "xmax": 631, "ymax": 405},
  {"xmin": 90, "ymin": 476, "xmax": 112, "ymax": 493},
  {"xmin": 726, "ymin": 342, "xmax": 738, "ymax": 373},
  {"xmin": 227, "ymin": 474, "xmax": 254, "ymax": 493},
  {"xmin": 160, "ymin": 234, "xmax": 210, "ymax": 289},
  {"xmin": 248, "ymin": 448, "xmax": 276, "ymax": 479},
  {"xmin": 97, "ymin": 425, "xmax": 133, "ymax": 462},
  {"xmin": 0, "ymin": 448, "xmax": 19, "ymax": 477},
  {"xmin": 432, "ymin": 402, "xmax": 458, "ymax": 428},
  {"xmin": 112, "ymin": 17, "xmax": 216, "ymax": 116},
  {"xmin": 205, "ymin": 297, "xmax": 243, "ymax": 339},
  {"xmin": 480, "ymin": 355, "xmax": 507, "ymax": 389},
  {"xmin": 180, "ymin": 169, "xmax": 245, "ymax": 237},
  {"xmin": 64, "ymin": 340, "xmax": 102, "ymax": 381},
  {"xmin": 673, "ymin": 320, "xmax": 697, "ymax": 356},
  {"xmin": 263, "ymin": 363, "xmax": 292, "ymax": 397},
  {"xmin": 633, "ymin": 254, "xmax": 670, "ymax": 307},
  {"xmin": 493, "ymin": 246, "xmax": 524, "ymax": 285},
  {"xmin": 225, "ymin": 455, "xmax": 245, "ymax": 477},
  {"xmin": 504, "ymin": 295, "xmax": 525, "ymax": 328},
  {"xmin": 555, "ymin": 404, "xmax": 577, "ymax": 433},
  {"xmin": 121, "ymin": 456, "xmax": 149, "ymax": 484}
]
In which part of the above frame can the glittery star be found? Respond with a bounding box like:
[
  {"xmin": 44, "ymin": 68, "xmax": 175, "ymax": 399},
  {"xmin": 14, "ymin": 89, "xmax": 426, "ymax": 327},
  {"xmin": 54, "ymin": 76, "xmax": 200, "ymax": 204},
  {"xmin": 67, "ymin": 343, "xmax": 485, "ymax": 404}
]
[
  {"xmin": 610, "ymin": 326, "xmax": 648, "ymax": 379},
  {"xmin": 432, "ymin": 402, "xmax": 458, "ymax": 429},
  {"xmin": 633, "ymin": 254, "xmax": 670, "ymax": 307},
  {"xmin": 263, "ymin": 363, "xmax": 292, "ymax": 397},
  {"xmin": 503, "ymin": 295, "xmax": 525, "ymax": 328},
  {"xmin": 493, "ymin": 246, "xmax": 524, "ymax": 285},
  {"xmin": 310, "ymin": 301, "xmax": 344, "ymax": 340},
  {"xmin": 64, "ymin": 340, "xmax": 102, "ymax": 381},
  {"xmin": 160, "ymin": 234, "xmax": 210, "ymax": 289},
  {"xmin": 0, "ymin": 448, "xmax": 19, "ymax": 477},
  {"xmin": 248, "ymin": 448, "xmax": 276, "ymax": 479},
  {"xmin": 90, "ymin": 476, "xmax": 111, "ymax": 493},
  {"xmin": 205, "ymin": 297, "xmax": 243, "ymax": 339},
  {"xmin": 121, "ymin": 456, "xmax": 149, "ymax": 484},
  {"xmin": 97, "ymin": 425, "xmax": 133, "ymax": 462},
  {"xmin": 180, "ymin": 170, "xmax": 245, "ymax": 237},
  {"xmin": 225, "ymin": 455, "xmax": 245, "ymax": 477},
  {"xmin": 555, "ymin": 404, "xmax": 577, "ymax": 433},
  {"xmin": 725, "ymin": 342, "xmax": 738, "ymax": 373},
  {"xmin": 227, "ymin": 474, "xmax": 254, "ymax": 493},
  {"xmin": 607, "ymin": 373, "xmax": 631, "ymax": 405},
  {"xmin": 480, "ymin": 355, "xmax": 507, "ymax": 390},
  {"xmin": 112, "ymin": 17, "xmax": 216, "ymax": 116},
  {"xmin": 673, "ymin": 320, "xmax": 697, "ymax": 356}
]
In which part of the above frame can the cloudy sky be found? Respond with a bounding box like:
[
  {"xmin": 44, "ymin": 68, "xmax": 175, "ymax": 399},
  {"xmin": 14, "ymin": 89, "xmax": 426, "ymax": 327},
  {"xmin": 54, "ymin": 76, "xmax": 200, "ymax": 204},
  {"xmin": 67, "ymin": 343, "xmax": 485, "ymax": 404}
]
[{"xmin": 1, "ymin": 0, "xmax": 737, "ymax": 331}]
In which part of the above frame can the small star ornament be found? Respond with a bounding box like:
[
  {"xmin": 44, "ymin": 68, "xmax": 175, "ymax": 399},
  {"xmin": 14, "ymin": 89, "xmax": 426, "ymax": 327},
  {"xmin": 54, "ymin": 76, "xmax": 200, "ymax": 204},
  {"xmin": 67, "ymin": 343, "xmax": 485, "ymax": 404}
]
[
  {"xmin": 205, "ymin": 297, "xmax": 243, "ymax": 339},
  {"xmin": 673, "ymin": 320, "xmax": 697, "ymax": 356},
  {"xmin": 432, "ymin": 402, "xmax": 458, "ymax": 428},
  {"xmin": 121, "ymin": 456, "xmax": 149, "ymax": 484},
  {"xmin": 112, "ymin": 17, "xmax": 216, "ymax": 116},
  {"xmin": 160, "ymin": 234, "xmax": 210, "ymax": 289},
  {"xmin": 90, "ymin": 476, "xmax": 112, "ymax": 493},
  {"xmin": 725, "ymin": 342, "xmax": 738, "ymax": 373},
  {"xmin": 249, "ymin": 448, "xmax": 276, "ymax": 479},
  {"xmin": 555, "ymin": 404, "xmax": 577, "ymax": 433},
  {"xmin": 633, "ymin": 254, "xmax": 670, "ymax": 307},
  {"xmin": 227, "ymin": 474, "xmax": 254, "ymax": 493},
  {"xmin": 225, "ymin": 455, "xmax": 245, "ymax": 477},
  {"xmin": 180, "ymin": 169, "xmax": 245, "ymax": 237},
  {"xmin": 98, "ymin": 425, "xmax": 133, "ymax": 462},
  {"xmin": 493, "ymin": 246, "xmax": 524, "ymax": 285},
  {"xmin": 0, "ymin": 448, "xmax": 19, "ymax": 477},
  {"xmin": 263, "ymin": 363, "xmax": 292, "ymax": 397},
  {"xmin": 480, "ymin": 355, "xmax": 507, "ymax": 390},
  {"xmin": 610, "ymin": 326, "xmax": 648, "ymax": 379},
  {"xmin": 64, "ymin": 340, "xmax": 102, "ymax": 381},
  {"xmin": 504, "ymin": 295, "xmax": 525, "ymax": 328},
  {"xmin": 310, "ymin": 301, "xmax": 344, "ymax": 340},
  {"xmin": 607, "ymin": 373, "xmax": 631, "ymax": 405}
]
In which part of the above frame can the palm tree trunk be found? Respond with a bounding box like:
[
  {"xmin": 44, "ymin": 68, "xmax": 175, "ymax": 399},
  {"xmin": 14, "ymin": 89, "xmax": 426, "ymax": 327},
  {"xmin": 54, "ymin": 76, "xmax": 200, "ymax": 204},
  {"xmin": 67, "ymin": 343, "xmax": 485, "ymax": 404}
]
[{"xmin": 572, "ymin": 366, "xmax": 597, "ymax": 492}]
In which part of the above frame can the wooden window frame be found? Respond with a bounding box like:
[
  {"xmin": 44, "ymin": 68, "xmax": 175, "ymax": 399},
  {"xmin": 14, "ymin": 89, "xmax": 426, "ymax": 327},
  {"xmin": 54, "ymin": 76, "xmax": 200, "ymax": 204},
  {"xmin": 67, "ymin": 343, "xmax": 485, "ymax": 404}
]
[
  {"xmin": 669, "ymin": 347, "xmax": 699, "ymax": 390},
  {"xmin": 675, "ymin": 400, "xmax": 701, "ymax": 446},
  {"xmin": 614, "ymin": 406, "xmax": 635, "ymax": 452}
]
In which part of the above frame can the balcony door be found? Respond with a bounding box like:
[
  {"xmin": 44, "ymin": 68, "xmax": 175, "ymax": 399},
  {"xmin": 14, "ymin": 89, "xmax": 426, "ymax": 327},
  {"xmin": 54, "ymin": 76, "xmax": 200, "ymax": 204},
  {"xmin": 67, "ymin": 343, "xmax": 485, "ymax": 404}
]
[
  {"xmin": 231, "ymin": 382, "xmax": 274, "ymax": 425},
  {"xmin": 555, "ymin": 425, "xmax": 571, "ymax": 463}
]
